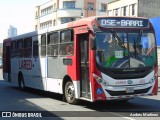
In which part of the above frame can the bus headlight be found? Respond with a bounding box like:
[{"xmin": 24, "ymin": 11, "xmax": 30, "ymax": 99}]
[
  {"xmin": 93, "ymin": 74, "xmax": 109, "ymax": 86},
  {"xmin": 149, "ymin": 76, "xmax": 156, "ymax": 84}
]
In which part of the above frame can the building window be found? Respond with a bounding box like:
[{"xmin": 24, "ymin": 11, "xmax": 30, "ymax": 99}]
[
  {"xmin": 63, "ymin": 1, "xmax": 75, "ymax": 9},
  {"xmin": 54, "ymin": 3, "xmax": 56, "ymax": 10},
  {"xmin": 35, "ymin": 25, "xmax": 37, "ymax": 31},
  {"xmin": 88, "ymin": 2, "xmax": 94, "ymax": 10},
  {"xmin": 53, "ymin": 20, "xmax": 56, "ymax": 26},
  {"xmin": 101, "ymin": 3, "xmax": 106, "ymax": 12},
  {"xmin": 35, "ymin": 11, "xmax": 38, "ymax": 18},
  {"xmin": 129, "ymin": 4, "xmax": 136, "ymax": 16},
  {"xmin": 132, "ymin": 4, "xmax": 135, "ymax": 16},
  {"xmin": 41, "ymin": 6, "xmax": 53, "ymax": 16},
  {"xmin": 108, "ymin": 10, "xmax": 112, "ymax": 16},
  {"xmin": 40, "ymin": 20, "xmax": 52, "ymax": 29},
  {"xmin": 61, "ymin": 17, "xmax": 76, "ymax": 24},
  {"xmin": 114, "ymin": 9, "xmax": 119, "ymax": 16},
  {"xmin": 123, "ymin": 6, "xmax": 127, "ymax": 16}
]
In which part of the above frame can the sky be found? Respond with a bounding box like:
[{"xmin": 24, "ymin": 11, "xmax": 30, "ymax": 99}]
[{"xmin": 0, "ymin": 0, "xmax": 48, "ymax": 43}]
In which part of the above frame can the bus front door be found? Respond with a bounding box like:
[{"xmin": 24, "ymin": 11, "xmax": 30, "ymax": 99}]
[{"xmin": 79, "ymin": 34, "xmax": 90, "ymax": 99}]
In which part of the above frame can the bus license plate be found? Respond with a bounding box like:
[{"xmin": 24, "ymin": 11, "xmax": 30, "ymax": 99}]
[{"xmin": 126, "ymin": 87, "xmax": 134, "ymax": 93}]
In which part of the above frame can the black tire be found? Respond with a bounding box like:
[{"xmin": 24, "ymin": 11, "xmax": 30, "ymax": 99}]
[
  {"xmin": 18, "ymin": 74, "xmax": 25, "ymax": 89},
  {"xmin": 64, "ymin": 81, "xmax": 78, "ymax": 104}
]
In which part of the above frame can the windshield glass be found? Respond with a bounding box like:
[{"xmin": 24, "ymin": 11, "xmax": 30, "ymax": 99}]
[{"xmin": 96, "ymin": 30, "xmax": 156, "ymax": 69}]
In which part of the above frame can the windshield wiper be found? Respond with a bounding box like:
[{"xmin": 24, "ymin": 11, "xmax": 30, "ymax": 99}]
[
  {"xmin": 109, "ymin": 30, "xmax": 125, "ymax": 48},
  {"xmin": 135, "ymin": 30, "xmax": 143, "ymax": 55},
  {"xmin": 136, "ymin": 30, "xmax": 143, "ymax": 43}
]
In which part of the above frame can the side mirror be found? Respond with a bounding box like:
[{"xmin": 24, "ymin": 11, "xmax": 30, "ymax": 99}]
[{"xmin": 90, "ymin": 37, "xmax": 96, "ymax": 50}]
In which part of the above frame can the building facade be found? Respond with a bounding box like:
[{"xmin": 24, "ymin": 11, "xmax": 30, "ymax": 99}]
[
  {"xmin": 35, "ymin": 0, "xmax": 107, "ymax": 30},
  {"xmin": 107, "ymin": 0, "xmax": 160, "ymax": 18},
  {"xmin": 8, "ymin": 25, "xmax": 17, "ymax": 38}
]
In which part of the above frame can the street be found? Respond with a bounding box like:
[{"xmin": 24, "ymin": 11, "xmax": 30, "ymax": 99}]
[{"xmin": 0, "ymin": 69, "xmax": 160, "ymax": 120}]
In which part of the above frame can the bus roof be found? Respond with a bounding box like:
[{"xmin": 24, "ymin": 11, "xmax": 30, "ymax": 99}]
[{"xmin": 11, "ymin": 31, "xmax": 37, "ymax": 40}]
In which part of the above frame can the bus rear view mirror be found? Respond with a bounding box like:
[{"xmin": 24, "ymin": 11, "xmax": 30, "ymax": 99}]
[{"xmin": 90, "ymin": 37, "xmax": 96, "ymax": 50}]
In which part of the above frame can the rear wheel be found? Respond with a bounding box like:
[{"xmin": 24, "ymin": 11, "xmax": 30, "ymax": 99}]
[{"xmin": 64, "ymin": 81, "xmax": 78, "ymax": 104}]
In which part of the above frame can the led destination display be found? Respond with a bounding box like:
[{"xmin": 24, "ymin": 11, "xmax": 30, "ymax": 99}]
[{"xmin": 97, "ymin": 18, "xmax": 149, "ymax": 28}]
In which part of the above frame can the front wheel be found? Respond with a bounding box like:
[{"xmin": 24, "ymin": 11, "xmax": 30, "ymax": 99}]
[{"xmin": 64, "ymin": 81, "xmax": 78, "ymax": 104}]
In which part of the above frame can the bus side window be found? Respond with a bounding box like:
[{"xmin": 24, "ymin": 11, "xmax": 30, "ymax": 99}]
[
  {"xmin": 47, "ymin": 32, "xmax": 58, "ymax": 56},
  {"xmin": 41, "ymin": 34, "xmax": 46, "ymax": 57},
  {"xmin": 24, "ymin": 37, "xmax": 32, "ymax": 58},
  {"xmin": 11, "ymin": 41, "xmax": 17, "ymax": 58},
  {"xmin": 17, "ymin": 39, "xmax": 24, "ymax": 58},
  {"xmin": 33, "ymin": 41, "xmax": 39, "ymax": 57},
  {"xmin": 60, "ymin": 30, "xmax": 74, "ymax": 56}
]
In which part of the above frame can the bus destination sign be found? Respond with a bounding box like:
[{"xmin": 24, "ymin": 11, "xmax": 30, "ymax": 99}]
[{"xmin": 97, "ymin": 18, "xmax": 149, "ymax": 28}]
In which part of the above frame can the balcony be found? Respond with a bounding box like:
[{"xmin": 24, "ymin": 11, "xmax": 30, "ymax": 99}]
[{"xmin": 57, "ymin": 8, "xmax": 83, "ymax": 18}]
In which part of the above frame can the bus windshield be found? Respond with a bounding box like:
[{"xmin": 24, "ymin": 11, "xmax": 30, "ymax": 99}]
[{"xmin": 95, "ymin": 30, "xmax": 156, "ymax": 69}]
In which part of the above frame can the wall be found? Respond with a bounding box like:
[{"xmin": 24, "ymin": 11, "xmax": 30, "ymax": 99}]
[{"xmin": 138, "ymin": 0, "xmax": 160, "ymax": 18}]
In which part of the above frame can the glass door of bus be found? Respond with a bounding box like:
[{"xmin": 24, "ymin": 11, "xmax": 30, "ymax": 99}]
[{"xmin": 79, "ymin": 34, "xmax": 90, "ymax": 99}]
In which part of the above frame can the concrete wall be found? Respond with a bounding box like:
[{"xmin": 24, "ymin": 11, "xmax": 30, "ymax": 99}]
[{"xmin": 138, "ymin": 0, "xmax": 160, "ymax": 18}]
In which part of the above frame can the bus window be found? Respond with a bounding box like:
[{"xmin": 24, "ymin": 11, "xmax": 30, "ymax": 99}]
[
  {"xmin": 60, "ymin": 30, "xmax": 73, "ymax": 55},
  {"xmin": 33, "ymin": 41, "xmax": 39, "ymax": 57},
  {"xmin": 47, "ymin": 32, "xmax": 58, "ymax": 56},
  {"xmin": 24, "ymin": 37, "xmax": 32, "ymax": 58},
  {"xmin": 11, "ymin": 41, "xmax": 17, "ymax": 58},
  {"xmin": 41, "ymin": 34, "xmax": 46, "ymax": 57},
  {"xmin": 17, "ymin": 39, "xmax": 24, "ymax": 58}
]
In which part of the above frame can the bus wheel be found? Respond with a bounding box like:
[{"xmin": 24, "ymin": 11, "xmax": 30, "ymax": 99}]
[
  {"xmin": 18, "ymin": 75, "xmax": 25, "ymax": 89},
  {"xmin": 65, "ymin": 81, "xmax": 78, "ymax": 104}
]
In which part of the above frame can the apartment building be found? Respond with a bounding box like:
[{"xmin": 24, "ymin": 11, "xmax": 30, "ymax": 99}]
[
  {"xmin": 107, "ymin": 0, "xmax": 160, "ymax": 18},
  {"xmin": 35, "ymin": 0, "xmax": 107, "ymax": 30}
]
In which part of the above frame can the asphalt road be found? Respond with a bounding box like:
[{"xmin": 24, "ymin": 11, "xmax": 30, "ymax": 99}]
[{"xmin": 0, "ymin": 69, "xmax": 160, "ymax": 120}]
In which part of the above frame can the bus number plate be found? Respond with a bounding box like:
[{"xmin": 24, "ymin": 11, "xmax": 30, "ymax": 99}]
[{"xmin": 126, "ymin": 87, "xmax": 134, "ymax": 93}]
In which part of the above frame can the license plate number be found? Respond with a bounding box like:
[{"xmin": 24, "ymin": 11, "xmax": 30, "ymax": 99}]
[{"xmin": 126, "ymin": 87, "xmax": 134, "ymax": 93}]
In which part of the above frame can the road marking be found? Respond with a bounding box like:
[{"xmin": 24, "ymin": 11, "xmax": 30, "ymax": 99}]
[{"xmin": 109, "ymin": 112, "xmax": 135, "ymax": 120}]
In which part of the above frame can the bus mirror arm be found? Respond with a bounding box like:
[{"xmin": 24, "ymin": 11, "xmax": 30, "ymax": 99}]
[{"xmin": 90, "ymin": 37, "xmax": 96, "ymax": 50}]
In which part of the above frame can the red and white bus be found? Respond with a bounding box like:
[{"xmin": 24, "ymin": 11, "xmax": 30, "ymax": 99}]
[{"xmin": 3, "ymin": 16, "xmax": 158, "ymax": 104}]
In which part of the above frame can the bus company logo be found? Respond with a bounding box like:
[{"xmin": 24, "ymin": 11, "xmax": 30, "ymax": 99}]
[
  {"xmin": 115, "ymin": 80, "xmax": 126, "ymax": 85},
  {"xmin": 127, "ymin": 80, "xmax": 133, "ymax": 85},
  {"xmin": 19, "ymin": 60, "xmax": 33, "ymax": 70}
]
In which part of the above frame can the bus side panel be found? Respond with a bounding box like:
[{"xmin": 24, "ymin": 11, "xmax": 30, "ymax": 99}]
[
  {"xmin": 65, "ymin": 33, "xmax": 80, "ymax": 98},
  {"xmin": 152, "ymin": 66, "xmax": 158, "ymax": 95},
  {"xmin": 10, "ymin": 59, "xmax": 19, "ymax": 86},
  {"xmin": 46, "ymin": 57, "xmax": 67, "ymax": 93}
]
